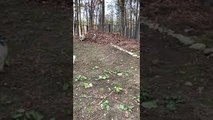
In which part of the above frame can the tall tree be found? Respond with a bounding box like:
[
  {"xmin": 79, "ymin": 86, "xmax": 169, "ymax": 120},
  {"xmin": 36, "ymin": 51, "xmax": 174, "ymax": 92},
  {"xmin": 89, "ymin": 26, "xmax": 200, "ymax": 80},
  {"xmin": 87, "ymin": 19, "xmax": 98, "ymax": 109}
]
[
  {"xmin": 74, "ymin": 0, "xmax": 79, "ymax": 36},
  {"xmin": 89, "ymin": 0, "xmax": 94, "ymax": 26},
  {"xmin": 134, "ymin": 0, "xmax": 140, "ymax": 40},
  {"xmin": 101, "ymin": 0, "xmax": 105, "ymax": 30},
  {"xmin": 78, "ymin": 0, "xmax": 82, "ymax": 36},
  {"xmin": 118, "ymin": 0, "xmax": 125, "ymax": 36}
]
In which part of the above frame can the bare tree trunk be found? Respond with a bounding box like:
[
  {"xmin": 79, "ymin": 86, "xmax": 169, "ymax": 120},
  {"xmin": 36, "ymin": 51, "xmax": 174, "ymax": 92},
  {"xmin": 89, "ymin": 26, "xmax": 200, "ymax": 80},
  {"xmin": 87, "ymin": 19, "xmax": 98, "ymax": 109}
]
[
  {"xmin": 89, "ymin": 0, "xmax": 94, "ymax": 27},
  {"xmin": 102, "ymin": 0, "xmax": 105, "ymax": 31},
  {"xmin": 136, "ymin": 19, "xmax": 140, "ymax": 41},
  {"xmin": 85, "ymin": 2, "xmax": 89, "ymax": 26},
  {"xmin": 75, "ymin": 0, "xmax": 79, "ymax": 36},
  {"xmin": 97, "ymin": 1, "xmax": 101, "ymax": 30},
  {"xmin": 95, "ymin": 5, "xmax": 99, "ymax": 30},
  {"xmin": 111, "ymin": 13, "xmax": 114, "ymax": 32},
  {"xmin": 134, "ymin": 0, "xmax": 139, "ymax": 39},
  {"xmin": 124, "ymin": 7, "xmax": 127, "ymax": 37},
  {"xmin": 118, "ymin": 0, "xmax": 125, "ymax": 36},
  {"xmin": 135, "ymin": 0, "xmax": 140, "ymax": 40},
  {"xmin": 78, "ymin": 0, "xmax": 82, "ymax": 36},
  {"xmin": 129, "ymin": 0, "xmax": 133, "ymax": 38}
]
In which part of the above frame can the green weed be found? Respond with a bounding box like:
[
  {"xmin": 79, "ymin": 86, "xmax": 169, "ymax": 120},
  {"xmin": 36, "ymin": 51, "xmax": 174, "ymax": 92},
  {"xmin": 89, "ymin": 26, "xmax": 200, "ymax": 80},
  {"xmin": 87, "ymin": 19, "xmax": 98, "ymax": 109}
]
[{"xmin": 118, "ymin": 103, "xmax": 134, "ymax": 112}]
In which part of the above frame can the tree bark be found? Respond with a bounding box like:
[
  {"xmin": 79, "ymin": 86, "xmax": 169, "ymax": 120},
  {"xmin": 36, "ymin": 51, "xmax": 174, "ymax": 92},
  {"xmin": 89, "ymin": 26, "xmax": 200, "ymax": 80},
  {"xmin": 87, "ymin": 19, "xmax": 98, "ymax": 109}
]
[
  {"xmin": 102, "ymin": 0, "xmax": 105, "ymax": 31},
  {"xmin": 118, "ymin": 0, "xmax": 125, "ymax": 36},
  {"xmin": 78, "ymin": 0, "xmax": 82, "ymax": 36}
]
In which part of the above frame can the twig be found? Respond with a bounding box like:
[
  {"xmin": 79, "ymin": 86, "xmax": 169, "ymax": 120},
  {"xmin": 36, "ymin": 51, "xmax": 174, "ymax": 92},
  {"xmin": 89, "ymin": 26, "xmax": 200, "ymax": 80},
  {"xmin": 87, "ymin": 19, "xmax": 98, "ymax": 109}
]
[
  {"xmin": 76, "ymin": 95, "xmax": 103, "ymax": 99},
  {"xmin": 98, "ymin": 90, "xmax": 114, "ymax": 105}
]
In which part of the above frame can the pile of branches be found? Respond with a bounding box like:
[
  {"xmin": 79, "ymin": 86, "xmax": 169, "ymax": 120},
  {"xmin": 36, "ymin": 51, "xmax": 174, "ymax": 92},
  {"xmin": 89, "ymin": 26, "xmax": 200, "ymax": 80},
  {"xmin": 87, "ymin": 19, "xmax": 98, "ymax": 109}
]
[{"xmin": 82, "ymin": 30, "xmax": 139, "ymax": 51}]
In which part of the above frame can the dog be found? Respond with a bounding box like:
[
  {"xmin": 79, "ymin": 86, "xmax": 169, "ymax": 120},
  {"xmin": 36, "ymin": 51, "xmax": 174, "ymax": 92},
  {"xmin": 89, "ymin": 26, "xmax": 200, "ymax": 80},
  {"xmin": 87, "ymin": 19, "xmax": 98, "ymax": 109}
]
[{"xmin": 0, "ymin": 35, "xmax": 8, "ymax": 72}]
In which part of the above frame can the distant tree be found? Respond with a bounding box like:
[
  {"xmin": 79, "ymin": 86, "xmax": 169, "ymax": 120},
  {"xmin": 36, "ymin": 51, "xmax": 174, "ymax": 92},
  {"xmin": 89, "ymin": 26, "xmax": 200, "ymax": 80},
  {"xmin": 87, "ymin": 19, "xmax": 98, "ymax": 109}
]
[
  {"xmin": 102, "ymin": 0, "xmax": 105, "ymax": 30},
  {"xmin": 118, "ymin": 0, "xmax": 125, "ymax": 36},
  {"xmin": 134, "ymin": 0, "xmax": 140, "ymax": 40},
  {"xmin": 78, "ymin": 0, "xmax": 82, "ymax": 36},
  {"xmin": 73, "ymin": 0, "xmax": 139, "ymax": 40},
  {"xmin": 74, "ymin": 0, "xmax": 79, "ymax": 35}
]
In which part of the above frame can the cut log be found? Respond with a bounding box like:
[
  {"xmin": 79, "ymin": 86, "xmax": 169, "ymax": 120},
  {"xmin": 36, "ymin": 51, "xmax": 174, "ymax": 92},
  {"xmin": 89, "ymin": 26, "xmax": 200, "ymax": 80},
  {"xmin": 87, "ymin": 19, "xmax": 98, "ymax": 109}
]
[{"xmin": 110, "ymin": 43, "xmax": 140, "ymax": 59}]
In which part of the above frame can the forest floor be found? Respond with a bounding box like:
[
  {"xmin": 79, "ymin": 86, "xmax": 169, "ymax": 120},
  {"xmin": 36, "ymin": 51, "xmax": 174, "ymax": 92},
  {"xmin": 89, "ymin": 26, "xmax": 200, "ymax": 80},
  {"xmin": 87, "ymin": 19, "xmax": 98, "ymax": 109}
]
[
  {"xmin": 0, "ymin": 0, "xmax": 72, "ymax": 119},
  {"xmin": 73, "ymin": 39, "xmax": 140, "ymax": 120},
  {"xmin": 141, "ymin": 24, "xmax": 213, "ymax": 120},
  {"xmin": 142, "ymin": 1, "xmax": 213, "ymax": 119},
  {"xmin": 143, "ymin": 0, "xmax": 213, "ymax": 47}
]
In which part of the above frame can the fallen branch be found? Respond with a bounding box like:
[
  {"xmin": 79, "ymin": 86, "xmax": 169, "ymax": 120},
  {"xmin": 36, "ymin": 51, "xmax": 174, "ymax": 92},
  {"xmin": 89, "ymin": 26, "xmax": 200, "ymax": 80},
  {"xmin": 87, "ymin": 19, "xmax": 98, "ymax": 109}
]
[
  {"xmin": 98, "ymin": 90, "xmax": 113, "ymax": 105},
  {"xmin": 110, "ymin": 43, "xmax": 140, "ymax": 59},
  {"xmin": 77, "ymin": 95, "xmax": 102, "ymax": 99}
]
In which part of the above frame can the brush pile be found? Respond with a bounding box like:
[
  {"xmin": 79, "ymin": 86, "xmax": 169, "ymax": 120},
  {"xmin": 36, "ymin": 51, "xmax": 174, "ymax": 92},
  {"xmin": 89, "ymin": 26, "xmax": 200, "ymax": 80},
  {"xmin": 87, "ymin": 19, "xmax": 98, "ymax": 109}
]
[{"xmin": 81, "ymin": 30, "xmax": 139, "ymax": 52}]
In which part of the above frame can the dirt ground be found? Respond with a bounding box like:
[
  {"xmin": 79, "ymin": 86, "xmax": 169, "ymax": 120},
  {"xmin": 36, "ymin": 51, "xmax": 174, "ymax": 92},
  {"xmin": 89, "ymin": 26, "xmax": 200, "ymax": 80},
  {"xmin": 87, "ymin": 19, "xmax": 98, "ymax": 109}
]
[
  {"xmin": 141, "ymin": 24, "xmax": 213, "ymax": 120},
  {"xmin": 142, "ymin": 0, "xmax": 213, "ymax": 47},
  {"xmin": 0, "ymin": 0, "xmax": 72, "ymax": 119},
  {"xmin": 73, "ymin": 38, "xmax": 140, "ymax": 119},
  {"xmin": 143, "ymin": 0, "xmax": 213, "ymax": 33},
  {"xmin": 141, "ymin": 1, "xmax": 213, "ymax": 119}
]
